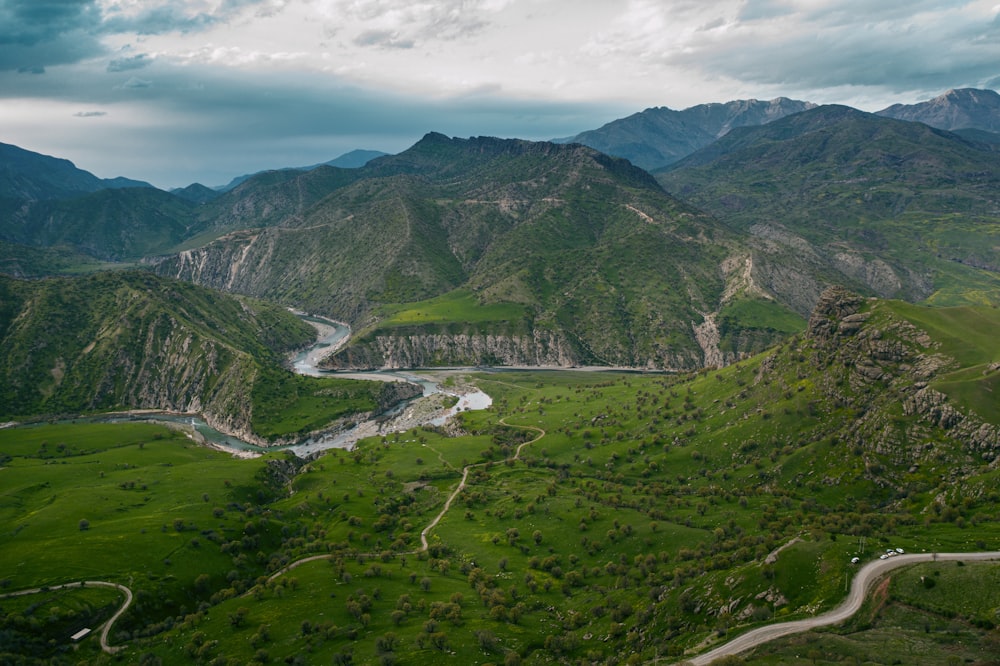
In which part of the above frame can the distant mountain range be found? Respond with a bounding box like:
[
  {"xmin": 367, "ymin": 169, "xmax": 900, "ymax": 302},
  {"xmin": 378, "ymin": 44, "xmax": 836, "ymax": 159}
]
[
  {"xmin": 2, "ymin": 88, "xmax": 1000, "ymax": 370},
  {"xmin": 208, "ymin": 148, "xmax": 390, "ymax": 193},
  {"xmin": 0, "ymin": 142, "xmax": 152, "ymax": 200},
  {"xmin": 564, "ymin": 88, "xmax": 1000, "ymax": 172},
  {"xmin": 562, "ymin": 97, "xmax": 817, "ymax": 171},
  {"xmin": 876, "ymin": 87, "xmax": 1000, "ymax": 132}
]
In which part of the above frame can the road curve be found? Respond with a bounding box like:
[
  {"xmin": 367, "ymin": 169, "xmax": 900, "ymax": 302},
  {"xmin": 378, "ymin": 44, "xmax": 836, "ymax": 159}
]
[
  {"xmin": 263, "ymin": 417, "xmax": 547, "ymax": 583},
  {"xmin": 0, "ymin": 580, "xmax": 133, "ymax": 654},
  {"xmin": 682, "ymin": 551, "xmax": 1000, "ymax": 665}
]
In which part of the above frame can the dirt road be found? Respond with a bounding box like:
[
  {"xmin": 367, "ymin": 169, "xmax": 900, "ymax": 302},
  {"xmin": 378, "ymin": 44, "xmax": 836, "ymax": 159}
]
[
  {"xmin": 683, "ymin": 551, "xmax": 1000, "ymax": 665},
  {"xmin": 0, "ymin": 580, "xmax": 133, "ymax": 654}
]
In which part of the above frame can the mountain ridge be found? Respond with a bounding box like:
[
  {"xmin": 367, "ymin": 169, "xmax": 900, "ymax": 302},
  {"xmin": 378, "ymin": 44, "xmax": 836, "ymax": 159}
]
[
  {"xmin": 877, "ymin": 87, "xmax": 1000, "ymax": 132},
  {"xmin": 562, "ymin": 97, "xmax": 816, "ymax": 171}
]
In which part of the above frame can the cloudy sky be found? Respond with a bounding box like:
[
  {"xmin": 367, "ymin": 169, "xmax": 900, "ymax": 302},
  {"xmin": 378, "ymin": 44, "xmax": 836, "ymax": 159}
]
[{"xmin": 3, "ymin": 0, "xmax": 1000, "ymax": 188}]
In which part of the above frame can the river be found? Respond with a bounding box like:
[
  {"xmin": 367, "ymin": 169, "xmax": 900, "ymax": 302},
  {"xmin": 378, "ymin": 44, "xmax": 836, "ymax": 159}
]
[
  {"xmin": 282, "ymin": 314, "xmax": 492, "ymax": 457},
  {"xmin": 16, "ymin": 314, "xmax": 492, "ymax": 458}
]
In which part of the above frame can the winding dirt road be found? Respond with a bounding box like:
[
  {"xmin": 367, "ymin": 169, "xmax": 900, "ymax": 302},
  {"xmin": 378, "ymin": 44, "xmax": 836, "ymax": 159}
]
[
  {"xmin": 0, "ymin": 580, "xmax": 133, "ymax": 654},
  {"xmin": 265, "ymin": 417, "xmax": 546, "ymax": 580},
  {"xmin": 682, "ymin": 551, "xmax": 1000, "ymax": 665}
]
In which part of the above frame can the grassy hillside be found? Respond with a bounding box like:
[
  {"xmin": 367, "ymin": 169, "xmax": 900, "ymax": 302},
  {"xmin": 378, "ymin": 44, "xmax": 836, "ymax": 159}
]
[
  {"xmin": 158, "ymin": 134, "xmax": 748, "ymax": 368},
  {"xmin": 0, "ymin": 271, "xmax": 407, "ymax": 444},
  {"xmin": 2, "ymin": 291, "xmax": 999, "ymax": 664},
  {"xmin": 657, "ymin": 106, "xmax": 1000, "ymax": 310}
]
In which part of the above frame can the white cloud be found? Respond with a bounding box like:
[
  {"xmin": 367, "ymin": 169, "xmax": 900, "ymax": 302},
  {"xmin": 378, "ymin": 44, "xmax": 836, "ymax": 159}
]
[{"xmin": 2, "ymin": 0, "xmax": 1000, "ymax": 186}]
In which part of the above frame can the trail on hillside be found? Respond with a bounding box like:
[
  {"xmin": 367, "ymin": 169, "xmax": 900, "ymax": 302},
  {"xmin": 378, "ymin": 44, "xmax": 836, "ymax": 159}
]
[{"xmin": 266, "ymin": 416, "xmax": 545, "ymax": 579}]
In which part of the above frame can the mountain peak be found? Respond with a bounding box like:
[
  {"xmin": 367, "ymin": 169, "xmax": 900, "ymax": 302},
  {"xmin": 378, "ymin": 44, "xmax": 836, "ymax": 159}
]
[
  {"xmin": 877, "ymin": 87, "xmax": 1000, "ymax": 132},
  {"xmin": 566, "ymin": 96, "xmax": 815, "ymax": 171}
]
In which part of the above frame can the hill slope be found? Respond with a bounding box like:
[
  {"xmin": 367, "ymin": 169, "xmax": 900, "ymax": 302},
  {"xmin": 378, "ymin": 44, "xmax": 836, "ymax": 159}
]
[
  {"xmin": 155, "ymin": 133, "xmax": 787, "ymax": 369},
  {"xmin": 657, "ymin": 105, "xmax": 1000, "ymax": 310},
  {"xmin": 0, "ymin": 272, "xmax": 321, "ymax": 440}
]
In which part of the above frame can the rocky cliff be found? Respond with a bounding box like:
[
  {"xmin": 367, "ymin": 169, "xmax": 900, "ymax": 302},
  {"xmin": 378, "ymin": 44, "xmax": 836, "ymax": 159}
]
[{"xmin": 322, "ymin": 330, "xmax": 580, "ymax": 370}]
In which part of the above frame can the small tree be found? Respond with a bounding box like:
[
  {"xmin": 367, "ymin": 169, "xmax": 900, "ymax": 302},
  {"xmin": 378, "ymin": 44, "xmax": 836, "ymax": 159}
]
[{"xmin": 78, "ymin": 519, "xmax": 90, "ymax": 531}]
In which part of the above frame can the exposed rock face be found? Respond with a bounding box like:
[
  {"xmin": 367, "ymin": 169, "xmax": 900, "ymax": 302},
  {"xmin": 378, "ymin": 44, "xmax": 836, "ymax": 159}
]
[
  {"xmin": 691, "ymin": 314, "xmax": 725, "ymax": 369},
  {"xmin": 799, "ymin": 287, "xmax": 1000, "ymax": 470},
  {"xmin": 877, "ymin": 88, "xmax": 1000, "ymax": 132},
  {"xmin": 903, "ymin": 387, "xmax": 1000, "ymax": 454},
  {"xmin": 806, "ymin": 286, "xmax": 867, "ymax": 340},
  {"xmin": 323, "ymin": 331, "xmax": 579, "ymax": 370}
]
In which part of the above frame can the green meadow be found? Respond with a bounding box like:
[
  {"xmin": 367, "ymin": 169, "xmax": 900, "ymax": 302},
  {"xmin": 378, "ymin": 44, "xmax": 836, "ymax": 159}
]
[
  {"xmin": 377, "ymin": 289, "xmax": 529, "ymax": 328},
  {"xmin": 2, "ymin": 298, "xmax": 1000, "ymax": 664}
]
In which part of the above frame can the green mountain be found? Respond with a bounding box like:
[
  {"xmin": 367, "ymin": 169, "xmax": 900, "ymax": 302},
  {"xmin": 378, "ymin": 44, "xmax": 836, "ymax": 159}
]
[
  {"xmin": 0, "ymin": 141, "xmax": 152, "ymax": 201},
  {"xmin": 562, "ymin": 97, "xmax": 815, "ymax": 171},
  {"xmin": 213, "ymin": 148, "xmax": 389, "ymax": 192},
  {"xmin": 2, "ymin": 187, "xmax": 198, "ymax": 261},
  {"xmin": 0, "ymin": 271, "xmax": 420, "ymax": 444},
  {"xmin": 3, "ymin": 290, "xmax": 999, "ymax": 665},
  {"xmin": 155, "ymin": 133, "xmax": 790, "ymax": 369},
  {"xmin": 656, "ymin": 105, "xmax": 1000, "ymax": 310},
  {"xmin": 171, "ymin": 182, "xmax": 222, "ymax": 204}
]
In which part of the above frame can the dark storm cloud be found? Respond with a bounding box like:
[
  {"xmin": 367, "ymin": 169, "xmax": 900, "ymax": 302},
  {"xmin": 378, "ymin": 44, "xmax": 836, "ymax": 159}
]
[
  {"xmin": 0, "ymin": 0, "xmax": 276, "ymax": 71},
  {"xmin": 0, "ymin": 0, "xmax": 104, "ymax": 71}
]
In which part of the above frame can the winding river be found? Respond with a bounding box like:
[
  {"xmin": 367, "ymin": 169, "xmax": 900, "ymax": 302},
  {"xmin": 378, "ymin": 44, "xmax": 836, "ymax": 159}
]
[
  {"xmin": 16, "ymin": 313, "xmax": 493, "ymax": 458},
  {"xmin": 283, "ymin": 314, "xmax": 492, "ymax": 456}
]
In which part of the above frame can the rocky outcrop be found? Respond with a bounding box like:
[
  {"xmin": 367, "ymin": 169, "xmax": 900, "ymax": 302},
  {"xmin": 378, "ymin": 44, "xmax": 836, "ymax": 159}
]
[
  {"xmin": 799, "ymin": 287, "xmax": 1000, "ymax": 471},
  {"xmin": 323, "ymin": 330, "xmax": 579, "ymax": 370},
  {"xmin": 903, "ymin": 387, "xmax": 1000, "ymax": 456},
  {"xmin": 806, "ymin": 286, "xmax": 867, "ymax": 340}
]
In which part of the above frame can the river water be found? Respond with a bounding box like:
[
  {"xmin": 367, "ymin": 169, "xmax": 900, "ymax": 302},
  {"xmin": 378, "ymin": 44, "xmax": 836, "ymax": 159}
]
[
  {"xmin": 15, "ymin": 313, "xmax": 492, "ymax": 458},
  {"xmin": 282, "ymin": 314, "xmax": 492, "ymax": 457}
]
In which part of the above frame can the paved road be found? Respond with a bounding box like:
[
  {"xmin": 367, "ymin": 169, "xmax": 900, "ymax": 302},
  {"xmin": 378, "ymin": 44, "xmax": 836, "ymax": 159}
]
[
  {"xmin": 0, "ymin": 580, "xmax": 133, "ymax": 654},
  {"xmin": 682, "ymin": 551, "xmax": 1000, "ymax": 665}
]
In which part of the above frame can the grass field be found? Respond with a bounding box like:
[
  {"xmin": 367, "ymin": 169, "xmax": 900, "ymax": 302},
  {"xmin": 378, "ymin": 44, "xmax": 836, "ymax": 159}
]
[
  {"xmin": 2, "ymin": 295, "xmax": 999, "ymax": 664},
  {"xmin": 377, "ymin": 289, "xmax": 529, "ymax": 328}
]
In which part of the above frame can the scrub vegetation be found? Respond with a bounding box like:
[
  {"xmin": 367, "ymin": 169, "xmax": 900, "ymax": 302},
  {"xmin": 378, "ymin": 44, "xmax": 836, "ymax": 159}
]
[{"xmin": 2, "ymin": 291, "xmax": 999, "ymax": 665}]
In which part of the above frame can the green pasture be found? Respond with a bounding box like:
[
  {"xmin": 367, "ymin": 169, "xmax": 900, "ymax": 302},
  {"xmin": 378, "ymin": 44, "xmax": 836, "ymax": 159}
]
[
  {"xmin": 4, "ymin": 295, "xmax": 1000, "ymax": 663},
  {"xmin": 376, "ymin": 289, "xmax": 528, "ymax": 328},
  {"xmin": 0, "ymin": 423, "xmax": 280, "ymax": 621}
]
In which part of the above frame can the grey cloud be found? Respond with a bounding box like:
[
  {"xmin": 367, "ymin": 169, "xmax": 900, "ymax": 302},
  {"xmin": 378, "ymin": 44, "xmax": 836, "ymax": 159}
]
[
  {"xmin": 73, "ymin": 110, "xmax": 106, "ymax": 117},
  {"xmin": 98, "ymin": 0, "xmax": 282, "ymax": 35},
  {"xmin": 0, "ymin": 61, "xmax": 627, "ymax": 188},
  {"xmin": 0, "ymin": 0, "xmax": 278, "ymax": 71},
  {"xmin": 354, "ymin": 30, "xmax": 415, "ymax": 49},
  {"xmin": 340, "ymin": 0, "xmax": 495, "ymax": 48},
  {"xmin": 667, "ymin": 2, "xmax": 1000, "ymax": 97},
  {"xmin": 118, "ymin": 76, "xmax": 152, "ymax": 89},
  {"xmin": 0, "ymin": 0, "xmax": 105, "ymax": 71},
  {"xmin": 107, "ymin": 53, "xmax": 151, "ymax": 72}
]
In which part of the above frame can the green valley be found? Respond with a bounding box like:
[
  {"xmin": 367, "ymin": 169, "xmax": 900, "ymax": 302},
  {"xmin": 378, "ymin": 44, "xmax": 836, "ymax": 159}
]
[{"xmin": 2, "ymin": 289, "xmax": 999, "ymax": 664}]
